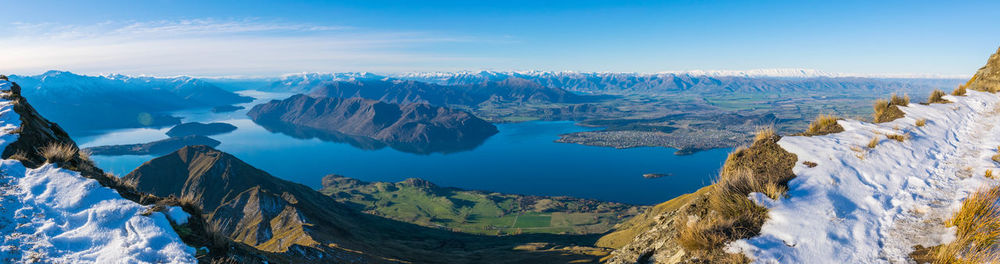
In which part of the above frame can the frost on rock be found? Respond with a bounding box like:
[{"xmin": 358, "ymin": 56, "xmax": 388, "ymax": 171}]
[
  {"xmin": 732, "ymin": 91, "xmax": 1000, "ymax": 263},
  {"xmin": 0, "ymin": 79, "xmax": 196, "ymax": 263}
]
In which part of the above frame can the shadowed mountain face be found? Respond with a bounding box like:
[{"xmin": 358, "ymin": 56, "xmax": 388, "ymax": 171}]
[
  {"xmin": 307, "ymin": 77, "xmax": 594, "ymax": 106},
  {"xmin": 247, "ymin": 94, "xmax": 498, "ymax": 154},
  {"xmin": 124, "ymin": 145, "xmax": 612, "ymax": 263},
  {"xmin": 8, "ymin": 71, "xmax": 253, "ymax": 134}
]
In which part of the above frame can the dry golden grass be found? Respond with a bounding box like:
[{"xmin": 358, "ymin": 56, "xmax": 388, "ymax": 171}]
[
  {"xmin": 934, "ymin": 185, "xmax": 1000, "ymax": 263},
  {"xmin": 987, "ymin": 169, "xmax": 995, "ymax": 180},
  {"xmin": 800, "ymin": 115, "xmax": 844, "ymax": 136},
  {"xmin": 928, "ymin": 89, "xmax": 951, "ymax": 104},
  {"xmin": 868, "ymin": 137, "xmax": 880, "ymax": 149},
  {"xmin": 39, "ymin": 142, "xmax": 78, "ymax": 164},
  {"xmin": 916, "ymin": 118, "xmax": 927, "ymax": 127},
  {"xmin": 874, "ymin": 98, "xmax": 907, "ymax": 123},
  {"xmin": 891, "ymin": 93, "xmax": 910, "ymax": 106},
  {"xmin": 677, "ymin": 128, "xmax": 796, "ymax": 262},
  {"xmin": 952, "ymin": 85, "xmax": 969, "ymax": 96},
  {"xmin": 887, "ymin": 134, "xmax": 908, "ymax": 142}
]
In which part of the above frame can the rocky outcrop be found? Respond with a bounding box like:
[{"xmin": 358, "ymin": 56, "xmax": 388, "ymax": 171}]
[{"xmin": 247, "ymin": 94, "xmax": 498, "ymax": 154}]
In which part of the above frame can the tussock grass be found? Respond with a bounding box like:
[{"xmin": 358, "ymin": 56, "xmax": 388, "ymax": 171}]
[
  {"xmin": 916, "ymin": 119, "xmax": 927, "ymax": 127},
  {"xmin": 676, "ymin": 128, "xmax": 796, "ymax": 262},
  {"xmin": 887, "ymin": 134, "xmax": 908, "ymax": 142},
  {"xmin": 891, "ymin": 93, "xmax": 910, "ymax": 106},
  {"xmin": 934, "ymin": 184, "xmax": 1000, "ymax": 263},
  {"xmin": 992, "ymin": 146, "xmax": 1000, "ymax": 164},
  {"xmin": 800, "ymin": 115, "xmax": 844, "ymax": 136},
  {"xmin": 39, "ymin": 142, "xmax": 78, "ymax": 164},
  {"xmin": 874, "ymin": 98, "xmax": 907, "ymax": 123},
  {"xmin": 868, "ymin": 137, "xmax": 880, "ymax": 149},
  {"xmin": 986, "ymin": 169, "xmax": 995, "ymax": 180},
  {"xmin": 928, "ymin": 89, "xmax": 951, "ymax": 104},
  {"xmin": 952, "ymin": 85, "xmax": 969, "ymax": 96}
]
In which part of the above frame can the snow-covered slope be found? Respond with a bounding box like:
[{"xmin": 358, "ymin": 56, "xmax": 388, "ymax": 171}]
[
  {"xmin": 0, "ymin": 79, "xmax": 196, "ymax": 263},
  {"xmin": 731, "ymin": 91, "xmax": 1000, "ymax": 263}
]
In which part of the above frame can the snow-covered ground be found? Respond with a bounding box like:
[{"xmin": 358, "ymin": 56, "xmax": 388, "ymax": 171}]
[
  {"xmin": 0, "ymin": 80, "xmax": 196, "ymax": 263},
  {"xmin": 732, "ymin": 91, "xmax": 1000, "ymax": 263}
]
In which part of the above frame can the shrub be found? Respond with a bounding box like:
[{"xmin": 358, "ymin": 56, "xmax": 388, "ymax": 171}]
[
  {"xmin": 39, "ymin": 143, "xmax": 78, "ymax": 164},
  {"xmin": 934, "ymin": 185, "xmax": 1000, "ymax": 263},
  {"xmin": 928, "ymin": 89, "xmax": 951, "ymax": 104},
  {"xmin": 803, "ymin": 161, "xmax": 818, "ymax": 168},
  {"xmin": 801, "ymin": 115, "xmax": 844, "ymax": 136},
  {"xmin": 916, "ymin": 118, "xmax": 927, "ymax": 127}
]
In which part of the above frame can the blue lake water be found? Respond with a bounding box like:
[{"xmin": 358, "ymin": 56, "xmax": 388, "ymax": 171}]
[{"xmin": 77, "ymin": 91, "xmax": 731, "ymax": 205}]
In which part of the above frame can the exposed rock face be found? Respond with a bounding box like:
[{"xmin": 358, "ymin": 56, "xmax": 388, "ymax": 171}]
[
  {"xmin": 85, "ymin": 135, "xmax": 221, "ymax": 156},
  {"xmin": 124, "ymin": 145, "xmax": 615, "ymax": 263},
  {"xmin": 307, "ymin": 77, "xmax": 587, "ymax": 106},
  {"xmin": 247, "ymin": 94, "xmax": 498, "ymax": 154},
  {"xmin": 166, "ymin": 122, "xmax": 238, "ymax": 137}
]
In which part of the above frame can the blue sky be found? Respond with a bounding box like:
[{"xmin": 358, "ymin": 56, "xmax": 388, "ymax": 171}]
[{"xmin": 1, "ymin": 0, "xmax": 998, "ymax": 76}]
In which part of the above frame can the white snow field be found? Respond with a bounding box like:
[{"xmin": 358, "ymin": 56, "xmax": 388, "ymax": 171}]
[
  {"xmin": 0, "ymin": 80, "xmax": 196, "ymax": 263},
  {"xmin": 732, "ymin": 90, "xmax": 1000, "ymax": 263}
]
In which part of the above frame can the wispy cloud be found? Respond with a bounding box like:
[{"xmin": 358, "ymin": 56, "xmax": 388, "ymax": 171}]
[{"xmin": 0, "ymin": 19, "xmax": 503, "ymax": 77}]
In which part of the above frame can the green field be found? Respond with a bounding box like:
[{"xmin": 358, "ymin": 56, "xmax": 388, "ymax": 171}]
[{"xmin": 320, "ymin": 176, "xmax": 643, "ymax": 235}]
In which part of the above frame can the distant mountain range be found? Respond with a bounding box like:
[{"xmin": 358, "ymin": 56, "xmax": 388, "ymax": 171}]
[
  {"xmin": 391, "ymin": 71, "xmax": 965, "ymax": 95},
  {"xmin": 247, "ymin": 94, "xmax": 499, "ymax": 154},
  {"xmin": 8, "ymin": 71, "xmax": 252, "ymax": 134}
]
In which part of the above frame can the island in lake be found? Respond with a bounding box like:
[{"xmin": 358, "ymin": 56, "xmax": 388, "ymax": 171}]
[
  {"xmin": 211, "ymin": 105, "xmax": 245, "ymax": 113},
  {"xmin": 247, "ymin": 94, "xmax": 499, "ymax": 154},
  {"xmin": 165, "ymin": 122, "xmax": 237, "ymax": 137},
  {"xmin": 85, "ymin": 135, "xmax": 221, "ymax": 155}
]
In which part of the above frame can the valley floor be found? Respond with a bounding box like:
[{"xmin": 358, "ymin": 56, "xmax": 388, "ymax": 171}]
[{"xmin": 732, "ymin": 91, "xmax": 1000, "ymax": 262}]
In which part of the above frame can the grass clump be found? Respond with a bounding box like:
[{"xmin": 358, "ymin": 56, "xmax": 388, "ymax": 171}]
[
  {"xmin": 39, "ymin": 142, "xmax": 79, "ymax": 164},
  {"xmin": 868, "ymin": 137, "xmax": 880, "ymax": 149},
  {"xmin": 916, "ymin": 118, "xmax": 927, "ymax": 127},
  {"xmin": 891, "ymin": 93, "xmax": 910, "ymax": 106},
  {"xmin": 887, "ymin": 133, "xmax": 908, "ymax": 142},
  {"xmin": 934, "ymin": 184, "xmax": 1000, "ymax": 263},
  {"xmin": 987, "ymin": 169, "xmax": 995, "ymax": 180},
  {"xmin": 676, "ymin": 128, "xmax": 796, "ymax": 261},
  {"xmin": 800, "ymin": 115, "xmax": 844, "ymax": 136},
  {"xmin": 928, "ymin": 89, "xmax": 951, "ymax": 104},
  {"xmin": 874, "ymin": 98, "xmax": 907, "ymax": 123}
]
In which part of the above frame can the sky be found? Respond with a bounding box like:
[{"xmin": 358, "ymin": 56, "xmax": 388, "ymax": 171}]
[{"xmin": 1, "ymin": 0, "xmax": 999, "ymax": 77}]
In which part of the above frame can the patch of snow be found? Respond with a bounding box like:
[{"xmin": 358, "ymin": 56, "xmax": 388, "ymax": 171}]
[
  {"xmin": 166, "ymin": 206, "xmax": 191, "ymax": 225},
  {"xmin": 731, "ymin": 91, "xmax": 1000, "ymax": 263},
  {"xmin": 0, "ymin": 79, "xmax": 196, "ymax": 263}
]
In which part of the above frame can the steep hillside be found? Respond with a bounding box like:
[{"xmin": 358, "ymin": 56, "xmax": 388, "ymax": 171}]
[
  {"xmin": 247, "ymin": 94, "xmax": 498, "ymax": 154},
  {"xmin": 8, "ymin": 71, "xmax": 252, "ymax": 134},
  {"xmin": 0, "ymin": 78, "xmax": 196, "ymax": 263},
  {"xmin": 601, "ymin": 47, "xmax": 1000, "ymax": 263},
  {"xmin": 125, "ymin": 145, "xmax": 613, "ymax": 263},
  {"xmin": 319, "ymin": 175, "xmax": 643, "ymax": 235}
]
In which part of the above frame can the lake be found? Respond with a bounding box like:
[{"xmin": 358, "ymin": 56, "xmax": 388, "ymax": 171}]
[{"xmin": 77, "ymin": 91, "xmax": 731, "ymax": 205}]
